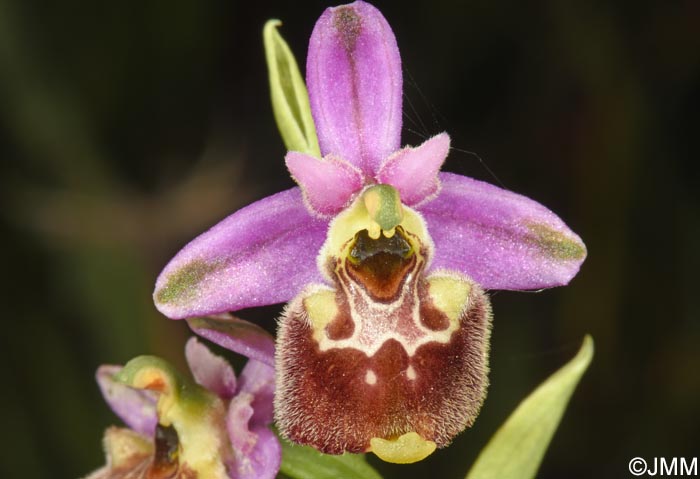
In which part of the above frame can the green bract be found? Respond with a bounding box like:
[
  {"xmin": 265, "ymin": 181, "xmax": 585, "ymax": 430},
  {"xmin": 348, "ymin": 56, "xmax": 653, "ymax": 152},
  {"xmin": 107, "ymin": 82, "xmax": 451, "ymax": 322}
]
[
  {"xmin": 263, "ymin": 20, "xmax": 320, "ymax": 156},
  {"xmin": 466, "ymin": 335, "xmax": 594, "ymax": 479}
]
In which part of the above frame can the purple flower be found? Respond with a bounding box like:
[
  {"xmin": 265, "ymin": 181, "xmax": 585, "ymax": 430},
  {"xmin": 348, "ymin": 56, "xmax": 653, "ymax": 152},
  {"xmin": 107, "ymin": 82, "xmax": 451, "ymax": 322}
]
[
  {"xmin": 152, "ymin": 0, "xmax": 585, "ymax": 464},
  {"xmin": 86, "ymin": 325, "xmax": 280, "ymax": 479}
]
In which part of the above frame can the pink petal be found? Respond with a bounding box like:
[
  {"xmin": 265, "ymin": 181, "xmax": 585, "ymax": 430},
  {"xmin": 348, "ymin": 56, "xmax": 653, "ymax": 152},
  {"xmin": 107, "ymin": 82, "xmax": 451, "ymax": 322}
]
[
  {"xmin": 377, "ymin": 133, "xmax": 450, "ymax": 205},
  {"xmin": 153, "ymin": 188, "xmax": 328, "ymax": 319},
  {"xmin": 184, "ymin": 337, "xmax": 237, "ymax": 399},
  {"xmin": 237, "ymin": 359, "xmax": 275, "ymax": 426},
  {"xmin": 307, "ymin": 1, "xmax": 402, "ymax": 176},
  {"xmin": 227, "ymin": 394, "xmax": 257, "ymax": 455},
  {"xmin": 419, "ymin": 173, "xmax": 587, "ymax": 290},
  {"xmin": 96, "ymin": 365, "xmax": 157, "ymax": 437},
  {"xmin": 286, "ymin": 151, "xmax": 364, "ymax": 215},
  {"xmin": 187, "ymin": 315, "xmax": 275, "ymax": 368},
  {"xmin": 227, "ymin": 398, "xmax": 281, "ymax": 479}
]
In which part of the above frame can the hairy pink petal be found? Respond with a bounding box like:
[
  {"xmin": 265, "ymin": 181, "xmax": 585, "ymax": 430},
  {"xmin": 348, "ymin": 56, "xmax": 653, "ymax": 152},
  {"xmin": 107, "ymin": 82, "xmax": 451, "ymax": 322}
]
[
  {"xmin": 227, "ymin": 395, "xmax": 281, "ymax": 479},
  {"xmin": 184, "ymin": 337, "xmax": 237, "ymax": 399},
  {"xmin": 237, "ymin": 359, "xmax": 275, "ymax": 426},
  {"xmin": 307, "ymin": 0, "xmax": 402, "ymax": 175},
  {"xmin": 286, "ymin": 151, "xmax": 364, "ymax": 215},
  {"xmin": 418, "ymin": 173, "xmax": 587, "ymax": 290},
  {"xmin": 377, "ymin": 133, "xmax": 450, "ymax": 205},
  {"xmin": 96, "ymin": 365, "xmax": 157, "ymax": 437},
  {"xmin": 153, "ymin": 188, "xmax": 327, "ymax": 319},
  {"xmin": 228, "ymin": 394, "xmax": 256, "ymax": 455}
]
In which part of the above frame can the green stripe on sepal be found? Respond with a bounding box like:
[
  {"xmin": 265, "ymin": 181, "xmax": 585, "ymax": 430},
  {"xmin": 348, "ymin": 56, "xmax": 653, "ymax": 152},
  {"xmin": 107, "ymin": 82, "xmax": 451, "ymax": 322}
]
[
  {"xmin": 154, "ymin": 259, "xmax": 223, "ymax": 307},
  {"xmin": 466, "ymin": 335, "xmax": 594, "ymax": 479},
  {"xmin": 526, "ymin": 222, "xmax": 587, "ymax": 261},
  {"xmin": 264, "ymin": 19, "xmax": 320, "ymax": 156}
]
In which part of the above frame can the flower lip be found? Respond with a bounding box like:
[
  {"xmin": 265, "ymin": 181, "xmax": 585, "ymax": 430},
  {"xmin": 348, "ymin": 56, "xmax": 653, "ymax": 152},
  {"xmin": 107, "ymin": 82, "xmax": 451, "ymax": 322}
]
[{"xmin": 275, "ymin": 251, "xmax": 492, "ymax": 458}]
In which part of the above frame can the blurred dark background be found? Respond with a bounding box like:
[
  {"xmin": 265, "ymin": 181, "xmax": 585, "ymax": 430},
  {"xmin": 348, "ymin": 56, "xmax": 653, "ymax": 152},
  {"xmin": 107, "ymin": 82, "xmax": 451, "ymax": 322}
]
[{"xmin": 1, "ymin": 0, "xmax": 698, "ymax": 478}]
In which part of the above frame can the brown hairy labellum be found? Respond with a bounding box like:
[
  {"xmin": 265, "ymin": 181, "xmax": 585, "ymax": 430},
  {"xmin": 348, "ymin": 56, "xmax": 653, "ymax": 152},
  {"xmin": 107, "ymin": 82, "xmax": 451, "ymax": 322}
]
[{"xmin": 275, "ymin": 222, "xmax": 492, "ymax": 456}]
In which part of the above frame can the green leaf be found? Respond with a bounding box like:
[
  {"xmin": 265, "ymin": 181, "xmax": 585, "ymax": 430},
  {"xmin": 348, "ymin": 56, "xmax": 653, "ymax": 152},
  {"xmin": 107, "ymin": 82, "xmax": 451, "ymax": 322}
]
[
  {"xmin": 466, "ymin": 335, "xmax": 594, "ymax": 479},
  {"xmin": 263, "ymin": 19, "xmax": 320, "ymax": 156},
  {"xmin": 280, "ymin": 438, "xmax": 383, "ymax": 479}
]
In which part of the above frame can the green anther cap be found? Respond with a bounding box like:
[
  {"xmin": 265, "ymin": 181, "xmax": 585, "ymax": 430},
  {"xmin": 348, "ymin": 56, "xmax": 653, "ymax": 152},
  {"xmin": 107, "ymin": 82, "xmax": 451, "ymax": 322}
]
[{"xmin": 362, "ymin": 184, "xmax": 404, "ymax": 238}]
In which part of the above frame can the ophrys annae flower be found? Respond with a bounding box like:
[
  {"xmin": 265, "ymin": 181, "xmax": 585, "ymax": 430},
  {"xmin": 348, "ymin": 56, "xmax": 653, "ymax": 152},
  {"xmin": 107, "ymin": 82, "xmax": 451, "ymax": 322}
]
[{"xmin": 153, "ymin": 0, "xmax": 586, "ymax": 464}]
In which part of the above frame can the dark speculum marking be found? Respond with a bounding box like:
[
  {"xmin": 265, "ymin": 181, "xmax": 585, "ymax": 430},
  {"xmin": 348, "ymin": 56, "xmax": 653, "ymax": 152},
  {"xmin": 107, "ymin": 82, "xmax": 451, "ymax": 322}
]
[
  {"xmin": 418, "ymin": 282, "xmax": 450, "ymax": 331},
  {"xmin": 333, "ymin": 6, "xmax": 362, "ymax": 51},
  {"xmin": 345, "ymin": 227, "xmax": 415, "ymax": 302},
  {"xmin": 325, "ymin": 290, "xmax": 355, "ymax": 340}
]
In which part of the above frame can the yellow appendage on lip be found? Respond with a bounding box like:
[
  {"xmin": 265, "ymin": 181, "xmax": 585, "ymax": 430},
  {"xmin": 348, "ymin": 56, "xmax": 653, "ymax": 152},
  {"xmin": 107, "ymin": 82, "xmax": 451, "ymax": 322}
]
[
  {"xmin": 303, "ymin": 289, "xmax": 337, "ymax": 341},
  {"xmin": 370, "ymin": 432, "xmax": 437, "ymax": 463},
  {"xmin": 428, "ymin": 275, "xmax": 471, "ymax": 323}
]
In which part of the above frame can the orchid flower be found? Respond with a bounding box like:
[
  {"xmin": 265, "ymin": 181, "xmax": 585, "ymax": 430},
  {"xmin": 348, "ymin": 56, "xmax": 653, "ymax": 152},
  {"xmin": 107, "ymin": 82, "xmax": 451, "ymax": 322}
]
[
  {"xmin": 152, "ymin": 0, "xmax": 586, "ymax": 464},
  {"xmin": 86, "ymin": 329, "xmax": 280, "ymax": 479}
]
